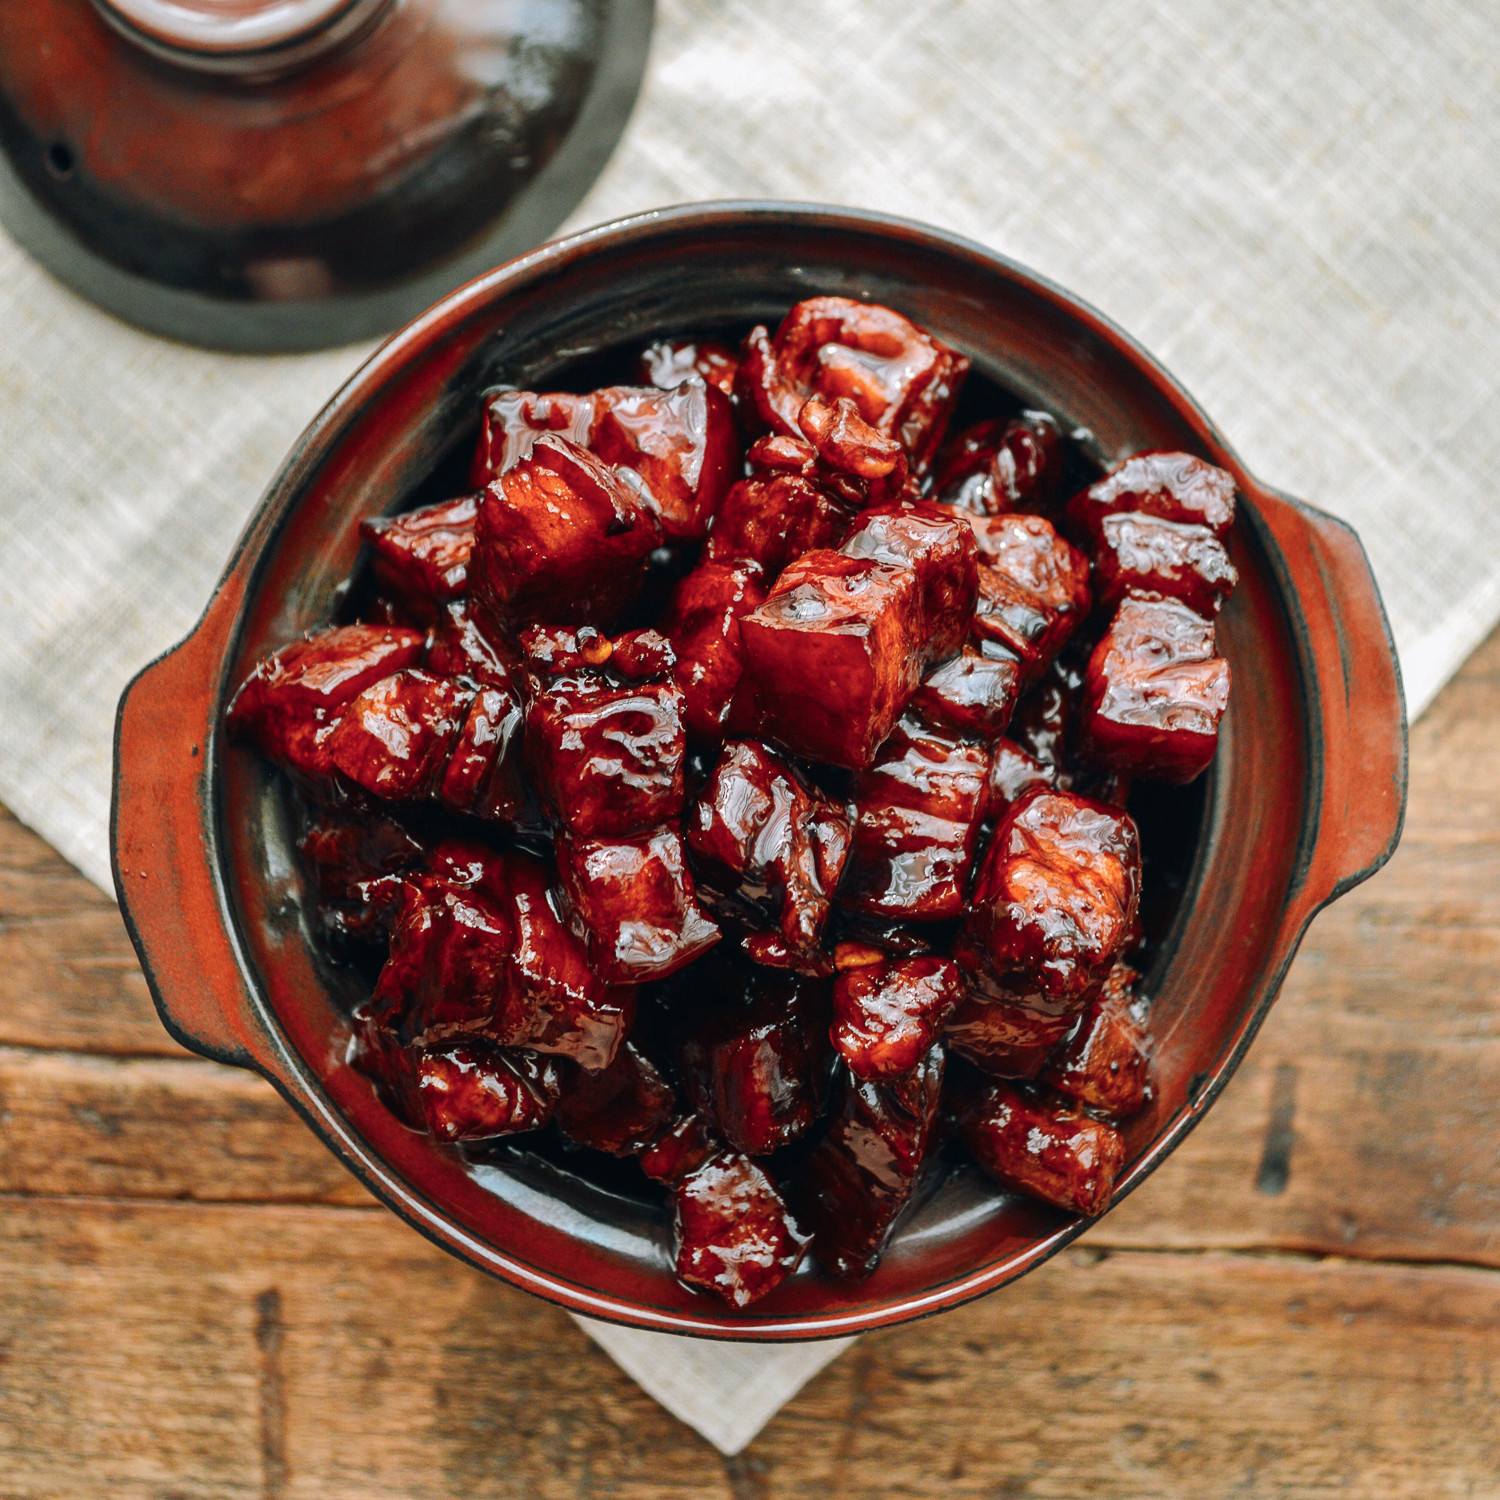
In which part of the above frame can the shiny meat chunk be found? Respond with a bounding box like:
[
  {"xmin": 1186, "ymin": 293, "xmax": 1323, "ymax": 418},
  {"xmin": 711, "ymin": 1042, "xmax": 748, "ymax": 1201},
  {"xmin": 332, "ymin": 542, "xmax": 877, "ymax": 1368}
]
[
  {"xmin": 705, "ymin": 472, "xmax": 856, "ymax": 578},
  {"xmin": 933, "ymin": 411, "xmax": 1064, "ymax": 515},
  {"xmin": 438, "ymin": 682, "xmax": 525, "ymax": 821},
  {"xmin": 797, "ymin": 1048, "xmax": 945, "ymax": 1279},
  {"xmin": 985, "ymin": 737, "xmax": 1055, "ymax": 820},
  {"xmin": 298, "ymin": 810, "xmax": 425, "ymax": 901},
  {"xmin": 523, "ymin": 674, "xmax": 686, "ymax": 839},
  {"xmin": 840, "ymin": 720, "xmax": 991, "ymax": 921},
  {"xmin": 674, "ymin": 963, "xmax": 834, "ymax": 1156},
  {"xmin": 1090, "ymin": 511, "xmax": 1238, "ymax": 617},
  {"xmin": 556, "ymin": 826, "xmax": 721, "ymax": 983},
  {"xmin": 359, "ymin": 494, "xmax": 478, "ymax": 622},
  {"xmin": 832, "ymin": 956, "xmax": 964, "ymax": 1080},
  {"xmin": 956, "ymin": 789, "xmax": 1141, "ymax": 1007},
  {"xmin": 659, "ymin": 561, "xmax": 768, "ymax": 740},
  {"xmin": 909, "ymin": 644, "xmax": 1022, "ymax": 739},
  {"xmin": 638, "ymin": 337, "xmax": 739, "ymax": 397},
  {"xmin": 471, "ymin": 381, "xmax": 738, "ymax": 539},
  {"xmin": 797, "ymin": 395, "xmax": 909, "ymax": 503},
  {"xmin": 686, "ymin": 740, "xmax": 851, "ymax": 960},
  {"xmin": 737, "ymin": 297, "xmax": 969, "ymax": 474},
  {"xmin": 638, "ymin": 1112, "xmax": 720, "ymax": 1185},
  {"xmin": 369, "ymin": 852, "xmax": 633, "ymax": 1072},
  {"xmin": 841, "ymin": 501, "xmax": 980, "ymax": 661},
  {"xmin": 1080, "ymin": 595, "xmax": 1231, "ymax": 783},
  {"xmin": 943, "ymin": 977, "xmax": 1083, "ymax": 1078},
  {"xmin": 672, "ymin": 1151, "xmax": 809, "ymax": 1308},
  {"xmin": 553, "ymin": 1041, "xmax": 678, "ymax": 1155},
  {"xmin": 588, "ymin": 378, "xmax": 740, "ymax": 539},
  {"xmin": 415, "ymin": 1042, "xmax": 561, "ymax": 1143},
  {"xmin": 226, "ymin": 623, "xmax": 426, "ymax": 780},
  {"xmin": 1040, "ymin": 961, "xmax": 1151, "ymax": 1118},
  {"xmin": 738, "ymin": 551, "xmax": 930, "ymax": 769},
  {"xmin": 470, "ymin": 390, "xmax": 594, "ymax": 486},
  {"xmin": 469, "ymin": 435, "xmax": 661, "ymax": 627},
  {"xmin": 1063, "ymin": 450, "xmax": 1236, "ymax": 540},
  {"xmin": 425, "ymin": 598, "xmax": 519, "ymax": 688},
  {"xmin": 966, "ymin": 513, "xmax": 1091, "ymax": 683},
  {"xmin": 326, "ymin": 669, "xmax": 474, "ymax": 801},
  {"xmin": 960, "ymin": 1078, "xmax": 1126, "ymax": 1216}
]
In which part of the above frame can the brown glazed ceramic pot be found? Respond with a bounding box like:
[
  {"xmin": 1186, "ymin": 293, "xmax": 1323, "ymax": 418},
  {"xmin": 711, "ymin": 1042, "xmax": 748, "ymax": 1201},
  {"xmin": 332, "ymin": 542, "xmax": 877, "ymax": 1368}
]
[{"xmin": 111, "ymin": 204, "xmax": 1407, "ymax": 1339}]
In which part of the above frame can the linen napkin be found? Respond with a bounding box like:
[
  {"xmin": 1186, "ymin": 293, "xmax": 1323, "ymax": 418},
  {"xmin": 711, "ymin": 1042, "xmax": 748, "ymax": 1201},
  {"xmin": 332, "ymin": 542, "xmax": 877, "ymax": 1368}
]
[{"xmin": 2, "ymin": 0, "xmax": 1498, "ymax": 1455}]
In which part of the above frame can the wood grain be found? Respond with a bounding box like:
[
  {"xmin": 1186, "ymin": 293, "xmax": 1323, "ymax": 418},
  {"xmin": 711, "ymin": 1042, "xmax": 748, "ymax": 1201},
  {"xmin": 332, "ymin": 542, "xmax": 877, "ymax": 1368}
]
[
  {"xmin": 0, "ymin": 622, "xmax": 1495, "ymax": 1496},
  {"xmin": 1, "ymin": 1198, "xmax": 1497, "ymax": 1499}
]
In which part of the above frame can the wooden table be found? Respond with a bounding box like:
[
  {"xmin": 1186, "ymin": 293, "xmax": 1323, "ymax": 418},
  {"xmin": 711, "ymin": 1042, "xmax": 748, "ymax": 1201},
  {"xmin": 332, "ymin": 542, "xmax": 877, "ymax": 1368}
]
[{"xmin": 1, "ymin": 627, "xmax": 1496, "ymax": 1499}]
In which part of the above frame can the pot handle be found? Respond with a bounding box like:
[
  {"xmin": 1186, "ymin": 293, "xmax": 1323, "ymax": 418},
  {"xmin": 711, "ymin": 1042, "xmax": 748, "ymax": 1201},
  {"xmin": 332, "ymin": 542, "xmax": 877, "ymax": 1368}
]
[
  {"xmin": 111, "ymin": 582, "xmax": 274, "ymax": 1074},
  {"xmin": 1250, "ymin": 486, "xmax": 1408, "ymax": 912}
]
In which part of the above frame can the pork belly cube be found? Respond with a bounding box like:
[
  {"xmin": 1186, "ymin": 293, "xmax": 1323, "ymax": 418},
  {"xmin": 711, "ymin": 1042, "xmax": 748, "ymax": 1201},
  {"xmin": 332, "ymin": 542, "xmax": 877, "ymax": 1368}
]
[
  {"xmin": 957, "ymin": 789, "xmax": 1141, "ymax": 1007},
  {"xmin": 840, "ymin": 720, "xmax": 991, "ymax": 921},
  {"xmin": 638, "ymin": 1112, "xmax": 720, "ymax": 1185},
  {"xmin": 426, "ymin": 598, "xmax": 520, "ymax": 688},
  {"xmin": 842, "ymin": 502, "xmax": 980, "ymax": 661},
  {"xmin": 673, "ymin": 1151, "xmax": 809, "ymax": 1308},
  {"xmin": 659, "ymin": 561, "xmax": 768, "ymax": 740},
  {"xmin": 986, "ymin": 737, "xmax": 1055, "ymax": 819},
  {"xmin": 524, "ymin": 674, "xmax": 686, "ymax": 839},
  {"xmin": 675, "ymin": 963, "xmax": 834, "ymax": 1156},
  {"xmin": 1063, "ymin": 450, "xmax": 1236, "ymax": 540},
  {"xmin": 739, "ymin": 551, "xmax": 929, "ymax": 769},
  {"xmin": 374, "ymin": 850, "xmax": 633, "ymax": 1072},
  {"xmin": 369, "ymin": 872, "xmax": 516, "ymax": 1041},
  {"xmin": 1040, "ymin": 960, "xmax": 1150, "ymax": 1118},
  {"xmin": 739, "ymin": 296, "xmax": 969, "ymax": 474},
  {"xmin": 298, "ymin": 810, "xmax": 425, "ymax": 901},
  {"xmin": 483, "ymin": 852, "xmax": 634, "ymax": 1070},
  {"xmin": 705, "ymin": 472, "xmax": 856, "ymax": 578},
  {"xmin": 833, "ymin": 955, "xmax": 964, "ymax": 1080},
  {"xmin": 415, "ymin": 1042, "xmax": 561, "ymax": 1143},
  {"xmin": 1080, "ymin": 595, "xmax": 1231, "ymax": 784},
  {"xmin": 588, "ymin": 378, "xmax": 740, "ymax": 539},
  {"xmin": 934, "ymin": 411, "xmax": 1064, "ymax": 515},
  {"xmin": 638, "ymin": 337, "xmax": 739, "ymax": 398},
  {"xmin": 470, "ymin": 389, "xmax": 594, "ymax": 487},
  {"xmin": 943, "ymin": 976, "xmax": 1083, "ymax": 1078},
  {"xmin": 359, "ymin": 494, "xmax": 478, "ymax": 623},
  {"xmin": 469, "ymin": 434, "xmax": 661, "ymax": 627},
  {"xmin": 910, "ymin": 643, "xmax": 1021, "ymax": 739},
  {"xmin": 960, "ymin": 1078, "xmax": 1125, "ymax": 1216},
  {"xmin": 438, "ymin": 682, "xmax": 526, "ymax": 822},
  {"xmin": 797, "ymin": 395, "xmax": 910, "ymax": 504},
  {"xmin": 1090, "ymin": 511, "xmax": 1238, "ymax": 617},
  {"xmin": 798, "ymin": 1047, "xmax": 944, "ymax": 1279},
  {"xmin": 325, "ymin": 669, "xmax": 473, "ymax": 801},
  {"xmin": 226, "ymin": 623, "xmax": 426, "ymax": 780},
  {"xmin": 686, "ymin": 740, "xmax": 851, "ymax": 959},
  {"xmin": 553, "ymin": 1041, "xmax": 678, "ymax": 1156},
  {"xmin": 968, "ymin": 513, "xmax": 1091, "ymax": 683},
  {"xmin": 556, "ymin": 826, "xmax": 720, "ymax": 983}
]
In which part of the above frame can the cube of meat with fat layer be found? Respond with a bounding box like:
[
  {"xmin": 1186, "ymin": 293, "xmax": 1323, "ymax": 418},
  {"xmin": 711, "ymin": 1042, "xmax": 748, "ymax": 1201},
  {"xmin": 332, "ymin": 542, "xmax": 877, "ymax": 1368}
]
[
  {"xmin": 832, "ymin": 956, "xmax": 964, "ymax": 1080},
  {"xmin": 359, "ymin": 495, "xmax": 478, "ymax": 622},
  {"xmin": 226, "ymin": 624, "xmax": 426, "ymax": 780},
  {"xmin": 469, "ymin": 435, "xmax": 661, "ymax": 627},
  {"xmin": 1063, "ymin": 450, "xmax": 1236, "ymax": 540},
  {"xmin": 841, "ymin": 719, "xmax": 992, "ymax": 921},
  {"xmin": 1081, "ymin": 595, "xmax": 1231, "ymax": 783},
  {"xmin": 956, "ymin": 789, "xmax": 1141, "ymax": 1007},
  {"xmin": 556, "ymin": 827, "xmax": 720, "ymax": 983}
]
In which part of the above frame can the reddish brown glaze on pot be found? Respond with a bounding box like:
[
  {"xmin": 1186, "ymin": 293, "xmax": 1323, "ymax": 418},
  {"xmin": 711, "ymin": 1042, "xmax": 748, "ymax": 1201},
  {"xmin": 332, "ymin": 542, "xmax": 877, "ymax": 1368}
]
[{"xmin": 111, "ymin": 204, "xmax": 1406, "ymax": 1340}]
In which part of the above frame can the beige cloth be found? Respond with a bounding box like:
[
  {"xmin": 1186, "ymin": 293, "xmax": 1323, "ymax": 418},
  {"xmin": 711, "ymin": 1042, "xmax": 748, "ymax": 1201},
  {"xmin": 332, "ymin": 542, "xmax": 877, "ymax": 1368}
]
[{"xmin": 1, "ymin": 0, "xmax": 1496, "ymax": 1455}]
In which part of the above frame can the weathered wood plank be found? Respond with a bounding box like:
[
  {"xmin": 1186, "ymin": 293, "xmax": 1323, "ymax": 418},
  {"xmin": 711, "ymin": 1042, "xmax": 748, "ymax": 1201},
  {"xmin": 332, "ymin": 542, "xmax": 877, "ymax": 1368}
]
[
  {"xmin": 0, "ymin": 1198, "xmax": 1496, "ymax": 1499},
  {"xmin": 0, "ymin": 808, "xmax": 181, "ymax": 1057},
  {"xmin": 0, "ymin": 1046, "xmax": 371, "ymax": 1206}
]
